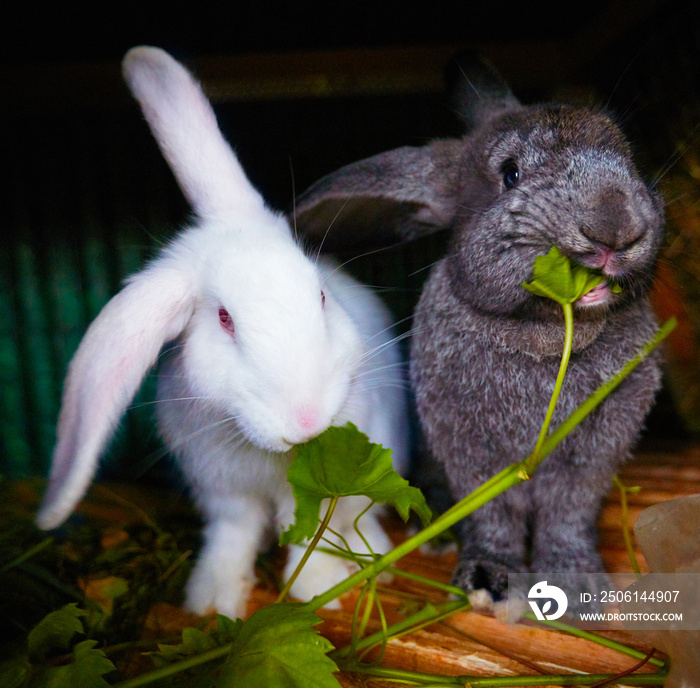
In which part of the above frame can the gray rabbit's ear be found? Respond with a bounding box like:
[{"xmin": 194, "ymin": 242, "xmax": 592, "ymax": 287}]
[
  {"xmin": 446, "ymin": 51, "xmax": 521, "ymax": 130},
  {"xmin": 293, "ymin": 138, "xmax": 464, "ymax": 252}
]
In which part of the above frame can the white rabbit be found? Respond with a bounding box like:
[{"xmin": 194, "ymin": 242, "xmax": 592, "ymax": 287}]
[{"xmin": 36, "ymin": 46, "xmax": 409, "ymax": 618}]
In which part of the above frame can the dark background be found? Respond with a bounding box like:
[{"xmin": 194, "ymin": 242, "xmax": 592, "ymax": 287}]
[{"xmin": 0, "ymin": 2, "xmax": 652, "ymax": 65}]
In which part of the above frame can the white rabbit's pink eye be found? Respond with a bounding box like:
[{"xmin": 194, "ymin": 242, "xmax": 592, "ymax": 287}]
[
  {"xmin": 502, "ymin": 162, "xmax": 520, "ymax": 190},
  {"xmin": 218, "ymin": 308, "xmax": 235, "ymax": 335},
  {"xmin": 321, "ymin": 290, "xmax": 326, "ymax": 309}
]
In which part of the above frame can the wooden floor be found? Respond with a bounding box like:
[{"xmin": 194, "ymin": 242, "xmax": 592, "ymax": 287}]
[
  {"xmin": 16, "ymin": 441, "xmax": 700, "ymax": 685},
  {"xmin": 244, "ymin": 443, "xmax": 700, "ymax": 685}
]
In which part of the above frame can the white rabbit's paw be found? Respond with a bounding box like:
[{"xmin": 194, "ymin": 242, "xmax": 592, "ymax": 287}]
[
  {"xmin": 184, "ymin": 556, "xmax": 256, "ymax": 619},
  {"xmin": 337, "ymin": 508, "xmax": 393, "ymax": 557},
  {"xmin": 285, "ymin": 545, "xmax": 359, "ymax": 609}
]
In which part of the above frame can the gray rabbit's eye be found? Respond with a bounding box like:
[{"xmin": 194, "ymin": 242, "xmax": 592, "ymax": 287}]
[{"xmin": 501, "ymin": 161, "xmax": 520, "ymax": 189}]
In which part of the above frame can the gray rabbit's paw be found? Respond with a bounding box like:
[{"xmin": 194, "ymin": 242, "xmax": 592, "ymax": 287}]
[{"xmin": 451, "ymin": 555, "xmax": 520, "ymax": 602}]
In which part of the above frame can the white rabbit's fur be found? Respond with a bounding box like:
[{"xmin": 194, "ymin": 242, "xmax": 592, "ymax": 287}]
[{"xmin": 36, "ymin": 46, "xmax": 408, "ymax": 618}]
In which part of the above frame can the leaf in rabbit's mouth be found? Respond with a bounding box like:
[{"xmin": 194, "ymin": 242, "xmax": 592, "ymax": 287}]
[
  {"xmin": 577, "ymin": 277, "xmax": 624, "ymax": 306},
  {"xmin": 578, "ymin": 280, "xmax": 610, "ymax": 305},
  {"xmin": 522, "ymin": 246, "xmax": 608, "ymax": 306}
]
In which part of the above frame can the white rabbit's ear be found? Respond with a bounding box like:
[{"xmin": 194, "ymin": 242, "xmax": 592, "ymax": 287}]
[
  {"xmin": 122, "ymin": 46, "xmax": 270, "ymax": 225},
  {"xmin": 37, "ymin": 262, "xmax": 195, "ymax": 530},
  {"xmin": 293, "ymin": 138, "xmax": 464, "ymax": 252}
]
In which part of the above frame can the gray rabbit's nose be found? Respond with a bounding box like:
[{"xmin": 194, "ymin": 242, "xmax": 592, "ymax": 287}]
[
  {"xmin": 583, "ymin": 244, "xmax": 618, "ymax": 273},
  {"xmin": 580, "ymin": 186, "xmax": 646, "ymax": 253}
]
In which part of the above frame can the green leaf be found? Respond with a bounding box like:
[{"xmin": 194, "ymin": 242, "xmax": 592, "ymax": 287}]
[
  {"xmin": 151, "ymin": 627, "xmax": 217, "ymax": 667},
  {"xmin": 27, "ymin": 604, "xmax": 86, "ymax": 663},
  {"xmin": 0, "ymin": 656, "xmax": 30, "ymax": 688},
  {"xmin": 218, "ymin": 603, "xmax": 338, "ymax": 688},
  {"xmin": 281, "ymin": 424, "xmax": 430, "ymax": 545},
  {"xmin": 522, "ymin": 246, "xmax": 606, "ymax": 305},
  {"xmin": 150, "ymin": 615, "xmax": 241, "ymax": 668},
  {"xmin": 212, "ymin": 613, "xmax": 239, "ymax": 638},
  {"xmin": 144, "ymin": 609, "xmax": 336, "ymax": 687},
  {"xmin": 40, "ymin": 640, "xmax": 115, "ymax": 688}
]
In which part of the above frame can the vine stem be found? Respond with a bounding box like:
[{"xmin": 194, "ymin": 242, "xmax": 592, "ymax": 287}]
[
  {"xmin": 307, "ymin": 317, "xmax": 676, "ymax": 612},
  {"xmin": 276, "ymin": 495, "xmax": 339, "ymax": 604},
  {"xmin": 538, "ymin": 317, "xmax": 676, "ymax": 461},
  {"xmin": 523, "ymin": 613, "xmax": 665, "ymax": 669},
  {"xmin": 337, "ymin": 664, "xmax": 667, "ymax": 686},
  {"xmin": 309, "ymin": 463, "xmax": 526, "ymax": 611},
  {"xmin": 334, "ymin": 599, "xmax": 470, "ymax": 662},
  {"xmin": 0, "ymin": 536, "xmax": 54, "ymax": 573},
  {"xmin": 111, "ymin": 645, "xmax": 231, "ymax": 688},
  {"xmin": 350, "ymin": 578, "xmax": 375, "ymax": 655},
  {"xmin": 529, "ymin": 302, "xmax": 574, "ymax": 469},
  {"xmin": 613, "ymin": 475, "xmax": 643, "ymax": 578}
]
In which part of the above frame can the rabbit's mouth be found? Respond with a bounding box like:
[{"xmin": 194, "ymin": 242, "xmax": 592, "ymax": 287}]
[{"xmin": 577, "ymin": 281, "xmax": 610, "ymax": 306}]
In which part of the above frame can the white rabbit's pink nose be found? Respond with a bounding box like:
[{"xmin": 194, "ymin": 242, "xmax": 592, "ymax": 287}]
[
  {"xmin": 297, "ymin": 409, "xmax": 319, "ymax": 432},
  {"xmin": 282, "ymin": 407, "xmax": 328, "ymax": 446}
]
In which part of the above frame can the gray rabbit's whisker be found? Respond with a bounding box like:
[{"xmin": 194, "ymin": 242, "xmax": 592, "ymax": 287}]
[
  {"xmin": 651, "ymin": 123, "xmax": 699, "ymax": 186},
  {"xmin": 659, "ymin": 188, "xmax": 694, "ymax": 207}
]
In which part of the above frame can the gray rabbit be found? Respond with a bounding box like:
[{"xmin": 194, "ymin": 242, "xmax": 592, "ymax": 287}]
[{"xmin": 293, "ymin": 54, "xmax": 664, "ymax": 603}]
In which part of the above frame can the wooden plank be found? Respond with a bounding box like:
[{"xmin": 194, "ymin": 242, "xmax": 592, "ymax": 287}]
[{"xmin": 18, "ymin": 443, "xmax": 690, "ymax": 684}]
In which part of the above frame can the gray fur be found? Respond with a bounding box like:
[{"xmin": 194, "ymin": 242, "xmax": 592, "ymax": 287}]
[{"xmin": 294, "ymin": 55, "xmax": 664, "ymax": 601}]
